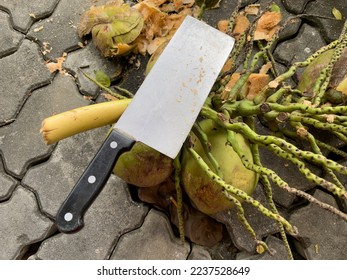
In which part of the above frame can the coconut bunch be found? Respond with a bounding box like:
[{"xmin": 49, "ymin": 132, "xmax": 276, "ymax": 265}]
[{"xmin": 41, "ymin": 1, "xmax": 347, "ymax": 257}]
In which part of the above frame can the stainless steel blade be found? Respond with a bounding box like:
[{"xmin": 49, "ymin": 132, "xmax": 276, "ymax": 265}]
[{"xmin": 115, "ymin": 16, "xmax": 235, "ymax": 158}]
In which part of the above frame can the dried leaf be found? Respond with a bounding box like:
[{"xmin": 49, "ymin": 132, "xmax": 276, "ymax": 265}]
[
  {"xmin": 245, "ymin": 4, "xmax": 259, "ymax": 15},
  {"xmin": 259, "ymin": 62, "xmax": 272, "ymax": 74},
  {"xmin": 246, "ymin": 73, "xmax": 270, "ymax": 100},
  {"xmin": 232, "ymin": 14, "xmax": 250, "ymax": 40},
  {"xmin": 46, "ymin": 54, "xmax": 67, "ymax": 73},
  {"xmin": 254, "ymin": 11, "xmax": 282, "ymax": 41},
  {"xmin": 217, "ymin": 19, "xmax": 229, "ymax": 33},
  {"xmin": 268, "ymin": 80, "xmax": 279, "ymax": 89},
  {"xmin": 332, "ymin": 7, "xmax": 343, "ymax": 20}
]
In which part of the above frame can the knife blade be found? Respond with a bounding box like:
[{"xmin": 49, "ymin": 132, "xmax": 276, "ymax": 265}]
[{"xmin": 55, "ymin": 15, "xmax": 235, "ymax": 233}]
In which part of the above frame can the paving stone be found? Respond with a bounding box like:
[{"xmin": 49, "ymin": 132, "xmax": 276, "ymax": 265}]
[
  {"xmin": 111, "ymin": 209, "xmax": 190, "ymax": 260},
  {"xmin": 255, "ymin": 121, "xmax": 319, "ymax": 208},
  {"xmin": 0, "ymin": 168, "xmax": 17, "ymax": 201},
  {"xmin": 22, "ymin": 124, "xmax": 110, "ymax": 217},
  {"xmin": 0, "ymin": 185, "xmax": 53, "ymax": 259},
  {"xmin": 0, "ymin": 39, "xmax": 51, "ymax": 125},
  {"xmin": 0, "ymin": 0, "xmax": 59, "ymax": 33},
  {"xmin": 63, "ymin": 43, "xmax": 123, "ymax": 97},
  {"xmin": 0, "ymin": 11, "xmax": 23, "ymax": 58},
  {"xmin": 281, "ymin": 0, "xmax": 311, "ymax": 14},
  {"xmin": 259, "ymin": 0, "xmax": 302, "ymax": 44},
  {"xmin": 212, "ymin": 185, "xmax": 279, "ymax": 253},
  {"xmin": 289, "ymin": 189, "xmax": 347, "ymax": 259},
  {"xmin": 274, "ymin": 24, "xmax": 326, "ymax": 80},
  {"xmin": 30, "ymin": 175, "xmax": 148, "ymax": 260},
  {"xmin": 304, "ymin": 0, "xmax": 347, "ymax": 42},
  {"xmin": 188, "ymin": 244, "xmax": 212, "ymax": 260},
  {"xmin": 236, "ymin": 235, "xmax": 291, "ymax": 260},
  {"xmin": 26, "ymin": 0, "xmax": 108, "ymax": 59},
  {"xmin": 0, "ymin": 74, "xmax": 90, "ymax": 178}
]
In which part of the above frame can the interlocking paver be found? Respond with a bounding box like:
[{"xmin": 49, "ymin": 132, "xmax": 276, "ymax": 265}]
[
  {"xmin": 188, "ymin": 245, "xmax": 212, "ymax": 260},
  {"xmin": 26, "ymin": 0, "xmax": 108, "ymax": 60},
  {"xmin": 0, "ymin": 10, "xmax": 23, "ymax": 58},
  {"xmin": 304, "ymin": 0, "xmax": 347, "ymax": 42},
  {"xmin": 290, "ymin": 190, "xmax": 347, "ymax": 259},
  {"xmin": 0, "ymin": 39, "xmax": 51, "ymax": 125},
  {"xmin": 0, "ymin": 0, "xmax": 59, "ymax": 33},
  {"xmin": 29, "ymin": 175, "xmax": 148, "ymax": 260},
  {"xmin": 0, "ymin": 74, "xmax": 89, "ymax": 178},
  {"xmin": 111, "ymin": 209, "xmax": 190, "ymax": 260},
  {"xmin": 22, "ymin": 124, "xmax": 110, "ymax": 217},
  {"xmin": 281, "ymin": 0, "xmax": 310, "ymax": 14},
  {"xmin": 64, "ymin": 43, "xmax": 123, "ymax": 97},
  {"xmin": 274, "ymin": 23, "xmax": 326, "ymax": 79},
  {"xmin": 213, "ymin": 186, "xmax": 279, "ymax": 253},
  {"xmin": 0, "ymin": 169, "xmax": 17, "ymax": 200},
  {"xmin": 255, "ymin": 121, "xmax": 318, "ymax": 208},
  {"xmin": 0, "ymin": 185, "xmax": 52, "ymax": 259},
  {"xmin": 236, "ymin": 235, "xmax": 290, "ymax": 260}
]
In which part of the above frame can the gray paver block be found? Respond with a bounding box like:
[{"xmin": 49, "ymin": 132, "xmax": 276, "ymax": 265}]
[
  {"xmin": 289, "ymin": 189, "xmax": 347, "ymax": 259},
  {"xmin": 0, "ymin": 74, "xmax": 90, "ymax": 178},
  {"xmin": 0, "ymin": 0, "xmax": 59, "ymax": 33},
  {"xmin": 304, "ymin": 0, "xmax": 347, "ymax": 42},
  {"xmin": 259, "ymin": 0, "xmax": 301, "ymax": 43},
  {"xmin": 0, "ymin": 10, "xmax": 23, "ymax": 58},
  {"xmin": 31, "ymin": 175, "xmax": 148, "ymax": 260},
  {"xmin": 281, "ymin": 0, "xmax": 310, "ymax": 14},
  {"xmin": 111, "ymin": 209, "xmax": 190, "ymax": 260},
  {"xmin": 22, "ymin": 124, "xmax": 110, "ymax": 217},
  {"xmin": 213, "ymin": 186, "xmax": 279, "ymax": 253},
  {"xmin": 0, "ymin": 39, "xmax": 51, "ymax": 125},
  {"xmin": 255, "ymin": 121, "xmax": 318, "ymax": 208},
  {"xmin": 0, "ymin": 185, "xmax": 52, "ymax": 259},
  {"xmin": 274, "ymin": 24, "xmax": 326, "ymax": 79},
  {"xmin": 26, "ymin": 0, "xmax": 108, "ymax": 59},
  {"xmin": 188, "ymin": 245, "xmax": 212, "ymax": 260},
  {"xmin": 0, "ymin": 170, "xmax": 17, "ymax": 201},
  {"xmin": 64, "ymin": 43, "xmax": 122, "ymax": 97},
  {"xmin": 236, "ymin": 235, "xmax": 291, "ymax": 260}
]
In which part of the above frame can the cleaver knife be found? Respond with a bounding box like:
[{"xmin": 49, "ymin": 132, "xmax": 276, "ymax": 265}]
[{"xmin": 55, "ymin": 15, "xmax": 235, "ymax": 233}]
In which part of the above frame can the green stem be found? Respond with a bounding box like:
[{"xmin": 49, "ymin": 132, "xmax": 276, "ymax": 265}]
[
  {"xmin": 186, "ymin": 143, "xmax": 298, "ymax": 235},
  {"xmin": 173, "ymin": 156, "xmax": 185, "ymax": 243},
  {"xmin": 192, "ymin": 123, "xmax": 224, "ymax": 178}
]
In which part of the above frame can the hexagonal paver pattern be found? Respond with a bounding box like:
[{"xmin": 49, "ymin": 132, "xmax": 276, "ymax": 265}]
[
  {"xmin": 0, "ymin": 39, "xmax": 51, "ymax": 125},
  {"xmin": 213, "ymin": 185, "xmax": 279, "ymax": 253},
  {"xmin": 0, "ymin": 10, "xmax": 23, "ymax": 58},
  {"xmin": 63, "ymin": 43, "xmax": 123, "ymax": 97},
  {"xmin": 0, "ymin": 169, "xmax": 17, "ymax": 200},
  {"xmin": 290, "ymin": 190, "xmax": 347, "ymax": 259},
  {"xmin": 0, "ymin": 0, "xmax": 59, "ymax": 33},
  {"xmin": 0, "ymin": 186, "xmax": 53, "ymax": 259},
  {"xmin": 26, "ymin": 0, "xmax": 109, "ymax": 59},
  {"xmin": 111, "ymin": 209, "xmax": 190, "ymax": 260},
  {"xmin": 30, "ymin": 175, "xmax": 148, "ymax": 260},
  {"xmin": 0, "ymin": 75, "xmax": 89, "ymax": 177},
  {"xmin": 22, "ymin": 124, "xmax": 110, "ymax": 217},
  {"xmin": 0, "ymin": 74, "xmax": 90, "ymax": 178}
]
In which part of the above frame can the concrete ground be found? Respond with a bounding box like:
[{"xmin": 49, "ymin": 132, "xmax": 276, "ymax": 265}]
[{"xmin": 0, "ymin": 0, "xmax": 346, "ymax": 260}]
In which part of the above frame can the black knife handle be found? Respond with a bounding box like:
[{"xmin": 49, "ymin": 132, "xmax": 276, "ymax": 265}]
[{"xmin": 55, "ymin": 129, "xmax": 135, "ymax": 233}]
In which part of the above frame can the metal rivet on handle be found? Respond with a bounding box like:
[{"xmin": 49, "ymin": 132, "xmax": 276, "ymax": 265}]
[
  {"xmin": 64, "ymin": 212, "xmax": 73, "ymax": 222},
  {"xmin": 88, "ymin": 175, "xmax": 96, "ymax": 184},
  {"xmin": 110, "ymin": 141, "xmax": 118, "ymax": 149}
]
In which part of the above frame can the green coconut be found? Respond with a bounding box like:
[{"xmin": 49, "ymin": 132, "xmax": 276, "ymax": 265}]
[
  {"xmin": 181, "ymin": 119, "xmax": 258, "ymax": 215},
  {"xmin": 113, "ymin": 142, "xmax": 173, "ymax": 188}
]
